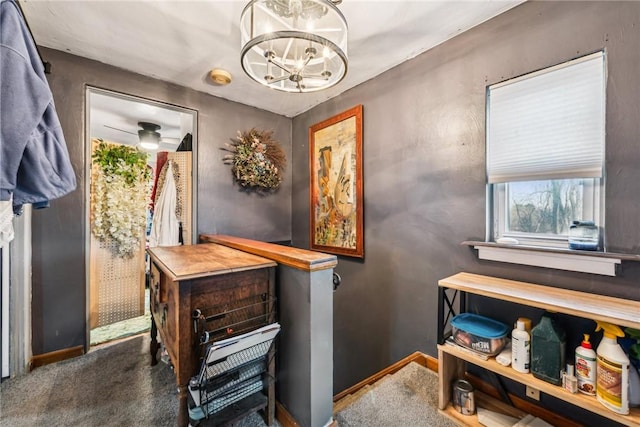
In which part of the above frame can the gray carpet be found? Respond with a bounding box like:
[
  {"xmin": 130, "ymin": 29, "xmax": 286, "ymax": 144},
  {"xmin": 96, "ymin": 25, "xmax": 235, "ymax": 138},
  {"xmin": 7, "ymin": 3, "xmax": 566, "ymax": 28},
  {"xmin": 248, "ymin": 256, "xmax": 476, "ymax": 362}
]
[
  {"xmin": 0, "ymin": 334, "xmax": 272, "ymax": 427},
  {"xmin": 335, "ymin": 362, "xmax": 459, "ymax": 427},
  {"xmin": 1, "ymin": 334, "xmax": 452, "ymax": 427}
]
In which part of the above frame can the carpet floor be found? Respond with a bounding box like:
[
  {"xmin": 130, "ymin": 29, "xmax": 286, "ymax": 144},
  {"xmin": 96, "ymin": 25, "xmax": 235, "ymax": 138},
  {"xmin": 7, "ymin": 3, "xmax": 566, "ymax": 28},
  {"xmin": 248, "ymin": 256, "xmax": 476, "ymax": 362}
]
[
  {"xmin": 334, "ymin": 362, "xmax": 459, "ymax": 427},
  {"xmin": 1, "ymin": 334, "xmax": 453, "ymax": 427}
]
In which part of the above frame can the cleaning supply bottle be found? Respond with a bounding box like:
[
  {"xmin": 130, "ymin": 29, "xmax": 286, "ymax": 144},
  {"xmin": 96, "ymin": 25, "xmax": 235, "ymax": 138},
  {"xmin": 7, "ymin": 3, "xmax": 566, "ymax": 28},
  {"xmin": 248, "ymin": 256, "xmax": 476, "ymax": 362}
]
[
  {"xmin": 595, "ymin": 321, "xmax": 629, "ymax": 415},
  {"xmin": 531, "ymin": 312, "xmax": 566, "ymax": 385},
  {"xmin": 518, "ymin": 317, "xmax": 532, "ymax": 334},
  {"xmin": 575, "ymin": 334, "xmax": 597, "ymax": 395},
  {"xmin": 562, "ymin": 363, "xmax": 578, "ymax": 393},
  {"xmin": 624, "ymin": 327, "xmax": 640, "ymax": 407},
  {"xmin": 511, "ymin": 319, "xmax": 530, "ymax": 373}
]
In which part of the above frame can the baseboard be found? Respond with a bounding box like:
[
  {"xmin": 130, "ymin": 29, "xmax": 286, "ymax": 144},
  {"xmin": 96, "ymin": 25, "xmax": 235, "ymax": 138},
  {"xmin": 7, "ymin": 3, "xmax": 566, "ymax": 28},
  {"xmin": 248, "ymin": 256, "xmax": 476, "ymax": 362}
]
[
  {"xmin": 29, "ymin": 345, "xmax": 84, "ymax": 370},
  {"xmin": 333, "ymin": 351, "xmax": 438, "ymax": 402},
  {"xmin": 276, "ymin": 401, "xmax": 300, "ymax": 427}
]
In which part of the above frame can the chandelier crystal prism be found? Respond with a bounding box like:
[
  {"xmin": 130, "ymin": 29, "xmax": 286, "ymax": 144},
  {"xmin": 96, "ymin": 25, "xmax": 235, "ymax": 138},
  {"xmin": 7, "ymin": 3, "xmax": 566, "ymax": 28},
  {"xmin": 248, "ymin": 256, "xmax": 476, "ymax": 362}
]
[{"xmin": 240, "ymin": 0, "xmax": 348, "ymax": 93}]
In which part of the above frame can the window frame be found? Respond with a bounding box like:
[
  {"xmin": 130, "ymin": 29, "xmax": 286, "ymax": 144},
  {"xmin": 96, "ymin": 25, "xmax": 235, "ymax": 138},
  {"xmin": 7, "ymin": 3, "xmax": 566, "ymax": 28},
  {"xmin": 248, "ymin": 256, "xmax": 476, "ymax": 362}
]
[
  {"xmin": 486, "ymin": 51, "xmax": 606, "ymax": 249},
  {"xmin": 491, "ymin": 178, "xmax": 602, "ymax": 248}
]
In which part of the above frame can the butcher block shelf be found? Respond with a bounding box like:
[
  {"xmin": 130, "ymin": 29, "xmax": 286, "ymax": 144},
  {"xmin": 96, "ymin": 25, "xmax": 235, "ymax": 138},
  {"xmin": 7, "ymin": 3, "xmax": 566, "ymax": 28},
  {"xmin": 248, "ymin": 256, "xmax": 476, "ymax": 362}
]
[
  {"xmin": 438, "ymin": 344, "xmax": 640, "ymax": 426},
  {"xmin": 199, "ymin": 234, "xmax": 337, "ymax": 272},
  {"xmin": 438, "ymin": 272, "xmax": 640, "ymax": 427},
  {"xmin": 439, "ymin": 272, "xmax": 640, "ymax": 330},
  {"xmin": 149, "ymin": 243, "xmax": 276, "ymax": 281}
]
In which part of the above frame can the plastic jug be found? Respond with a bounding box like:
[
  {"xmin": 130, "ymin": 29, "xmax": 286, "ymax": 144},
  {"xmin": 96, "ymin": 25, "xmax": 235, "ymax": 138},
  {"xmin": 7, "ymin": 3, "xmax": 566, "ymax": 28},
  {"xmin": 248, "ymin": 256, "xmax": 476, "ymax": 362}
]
[
  {"xmin": 595, "ymin": 322, "xmax": 629, "ymax": 414},
  {"xmin": 531, "ymin": 312, "xmax": 566, "ymax": 385}
]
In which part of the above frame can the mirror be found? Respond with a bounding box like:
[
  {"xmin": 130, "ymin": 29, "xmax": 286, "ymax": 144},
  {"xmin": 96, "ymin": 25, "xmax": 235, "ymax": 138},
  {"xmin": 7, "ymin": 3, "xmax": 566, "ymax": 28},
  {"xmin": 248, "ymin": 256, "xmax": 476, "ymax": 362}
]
[{"xmin": 85, "ymin": 87, "xmax": 197, "ymax": 346}]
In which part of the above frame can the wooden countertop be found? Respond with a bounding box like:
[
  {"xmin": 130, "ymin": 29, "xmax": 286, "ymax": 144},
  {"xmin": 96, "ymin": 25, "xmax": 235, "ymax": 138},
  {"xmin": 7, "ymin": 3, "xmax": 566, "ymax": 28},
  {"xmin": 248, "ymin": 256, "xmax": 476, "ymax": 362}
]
[
  {"xmin": 199, "ymin": 234, "xmax": 338, "ymax": 272},
  {"xmin": 148, "ymin": 243, "xmax": 276, "ymax": 281}
]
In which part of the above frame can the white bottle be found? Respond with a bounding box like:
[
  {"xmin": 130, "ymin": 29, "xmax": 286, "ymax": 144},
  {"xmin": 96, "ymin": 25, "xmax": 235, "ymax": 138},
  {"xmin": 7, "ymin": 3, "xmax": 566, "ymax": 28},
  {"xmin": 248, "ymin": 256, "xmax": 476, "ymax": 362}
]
[
  {"xmin": 563, "ymin": 363, "xmax": 578, "ymax": 393},
  {"xmin": 596, "ymin": 322, "xmax": 629, "ymax": 415},
  {"xmin": 511, "ymin": 320, "xmax": 530, "ymax": 373},
  {"xmin": 575, "ymin": 334, "xmax": 597, "ymax": 395}
]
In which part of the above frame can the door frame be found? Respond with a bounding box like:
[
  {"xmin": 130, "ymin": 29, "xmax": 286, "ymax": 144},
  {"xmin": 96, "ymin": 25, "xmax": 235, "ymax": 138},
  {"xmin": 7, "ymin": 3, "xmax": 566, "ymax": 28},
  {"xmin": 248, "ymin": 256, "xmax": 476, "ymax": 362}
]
[{"xmin": 84, "ymin": 86, "xmax": 198, "ymax": 350}]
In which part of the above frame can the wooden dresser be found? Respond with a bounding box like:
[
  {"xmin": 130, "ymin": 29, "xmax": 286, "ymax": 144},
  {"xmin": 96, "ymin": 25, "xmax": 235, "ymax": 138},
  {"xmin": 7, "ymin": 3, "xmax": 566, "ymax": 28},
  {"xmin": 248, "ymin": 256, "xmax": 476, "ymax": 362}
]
[{"xmin": 147, "ymin": 243, "xmax": 277, "ymax": 427}]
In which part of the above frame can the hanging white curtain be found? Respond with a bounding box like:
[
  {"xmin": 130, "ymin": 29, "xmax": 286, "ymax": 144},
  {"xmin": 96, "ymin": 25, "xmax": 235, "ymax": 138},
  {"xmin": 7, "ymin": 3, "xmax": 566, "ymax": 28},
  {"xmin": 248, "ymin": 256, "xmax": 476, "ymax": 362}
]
[{"xmin": 149, "ymin": 162, "xmax": 179, "ymax": 248}]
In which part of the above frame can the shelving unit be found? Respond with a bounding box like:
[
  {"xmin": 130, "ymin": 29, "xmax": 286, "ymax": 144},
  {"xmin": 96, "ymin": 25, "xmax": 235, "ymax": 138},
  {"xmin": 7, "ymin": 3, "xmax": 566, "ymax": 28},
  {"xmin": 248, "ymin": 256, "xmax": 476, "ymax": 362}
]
[{"xmin": 437, "ymin": 272, "xmax": 640, "ymax": 426}]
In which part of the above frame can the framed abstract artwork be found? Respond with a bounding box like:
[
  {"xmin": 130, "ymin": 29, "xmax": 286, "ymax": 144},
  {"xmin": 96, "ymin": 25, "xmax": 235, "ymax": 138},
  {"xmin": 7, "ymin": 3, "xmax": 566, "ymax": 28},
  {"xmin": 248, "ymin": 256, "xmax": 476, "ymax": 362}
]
[{"xmin": 309, "ymin": 104, "xmax": 363, "ymax": 258}]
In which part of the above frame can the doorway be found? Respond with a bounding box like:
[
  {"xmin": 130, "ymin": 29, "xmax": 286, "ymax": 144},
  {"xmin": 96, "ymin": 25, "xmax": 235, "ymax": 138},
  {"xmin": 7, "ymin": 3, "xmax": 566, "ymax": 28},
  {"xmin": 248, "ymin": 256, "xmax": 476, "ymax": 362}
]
[{"xmin": 86, "ymin": 87, "xmax": 197, "ymax": 346}]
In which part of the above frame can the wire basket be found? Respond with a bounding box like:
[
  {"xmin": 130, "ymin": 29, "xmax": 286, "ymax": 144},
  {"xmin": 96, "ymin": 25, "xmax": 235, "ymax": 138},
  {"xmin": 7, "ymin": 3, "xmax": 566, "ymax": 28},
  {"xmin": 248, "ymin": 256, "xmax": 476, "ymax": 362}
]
[
  {"xmin": 193, "ymin": 293, "xmax": 277, "ymax": 346},
  {"xmin": 188, "ymin": 323, "xmax": 280, "ymax": 422}
]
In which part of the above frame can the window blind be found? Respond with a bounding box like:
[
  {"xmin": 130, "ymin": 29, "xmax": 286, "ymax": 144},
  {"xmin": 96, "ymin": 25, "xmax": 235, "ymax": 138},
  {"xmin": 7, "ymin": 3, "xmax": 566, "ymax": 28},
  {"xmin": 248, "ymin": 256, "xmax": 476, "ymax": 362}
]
[{"xmin": 486, "ymin": 52, "xmax": 605, "ymax": 184}]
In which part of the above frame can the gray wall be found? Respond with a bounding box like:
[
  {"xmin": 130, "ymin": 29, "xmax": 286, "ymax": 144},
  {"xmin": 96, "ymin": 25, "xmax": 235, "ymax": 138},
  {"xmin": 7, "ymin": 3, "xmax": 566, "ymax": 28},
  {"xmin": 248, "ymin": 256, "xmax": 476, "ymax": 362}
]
[
  {"xmin": 32, "ymin": 4, "xmax": 640, "ymax": 423},
  {"xmin": 33, "ymin": 48, "xmax": 292, "ymax": 354},
  {"xmin": 291, "ymin": 0, "xmax": 640, "ymax": 399}
]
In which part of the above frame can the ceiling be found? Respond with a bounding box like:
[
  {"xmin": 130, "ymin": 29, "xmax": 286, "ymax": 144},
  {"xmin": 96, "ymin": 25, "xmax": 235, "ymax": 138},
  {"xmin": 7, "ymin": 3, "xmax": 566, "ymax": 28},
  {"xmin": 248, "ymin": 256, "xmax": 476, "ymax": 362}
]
[
  {"xmin": 87, "ymin": 89, "xmax": 195, "ymax": 153},
  {"xmin": 21, "ymin": 0, "xmax": 524, "ymax": 119}
]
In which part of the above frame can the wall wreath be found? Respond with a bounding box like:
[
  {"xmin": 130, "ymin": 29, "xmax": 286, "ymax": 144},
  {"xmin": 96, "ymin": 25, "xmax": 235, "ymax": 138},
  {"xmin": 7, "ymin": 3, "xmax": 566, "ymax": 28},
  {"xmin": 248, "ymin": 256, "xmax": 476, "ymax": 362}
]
[{"xmin": 223, "ymin": 128, "xmax": 286, "ymax": 192}]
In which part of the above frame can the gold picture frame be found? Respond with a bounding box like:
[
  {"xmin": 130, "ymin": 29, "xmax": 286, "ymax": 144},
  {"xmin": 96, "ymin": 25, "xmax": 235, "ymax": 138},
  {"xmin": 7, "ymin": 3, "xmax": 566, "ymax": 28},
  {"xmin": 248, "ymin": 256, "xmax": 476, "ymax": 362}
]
[{"xmin": 309, "ymin": 105, "xmax": 363, "ymax": 258}]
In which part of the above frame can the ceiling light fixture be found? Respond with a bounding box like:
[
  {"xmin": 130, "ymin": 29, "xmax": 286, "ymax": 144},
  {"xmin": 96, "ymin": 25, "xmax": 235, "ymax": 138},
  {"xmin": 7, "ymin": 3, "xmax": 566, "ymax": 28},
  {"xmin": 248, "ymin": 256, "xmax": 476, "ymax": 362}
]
[
  {"xmin": 138, "ymin": 122, "xmax": 161, "ymax": 150},
  {"xmin": 240, "ymin": 0, "xmax": 348, "ymax": 93}
]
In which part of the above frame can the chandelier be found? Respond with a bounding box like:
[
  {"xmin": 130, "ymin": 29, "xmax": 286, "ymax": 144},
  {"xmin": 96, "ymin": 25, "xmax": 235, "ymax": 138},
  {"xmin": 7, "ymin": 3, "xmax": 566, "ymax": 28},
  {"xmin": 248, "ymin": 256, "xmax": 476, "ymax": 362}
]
[{"xmin": 240, "ymin": 0, "xmax": 348, "ymax": 93}]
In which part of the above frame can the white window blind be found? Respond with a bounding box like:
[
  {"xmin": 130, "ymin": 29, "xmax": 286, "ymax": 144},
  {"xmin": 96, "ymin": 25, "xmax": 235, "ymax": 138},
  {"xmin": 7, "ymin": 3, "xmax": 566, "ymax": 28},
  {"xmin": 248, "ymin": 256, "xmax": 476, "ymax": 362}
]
[{"xmin": 487, "ymin": 52, "xmax": 605, "ymax": 183}]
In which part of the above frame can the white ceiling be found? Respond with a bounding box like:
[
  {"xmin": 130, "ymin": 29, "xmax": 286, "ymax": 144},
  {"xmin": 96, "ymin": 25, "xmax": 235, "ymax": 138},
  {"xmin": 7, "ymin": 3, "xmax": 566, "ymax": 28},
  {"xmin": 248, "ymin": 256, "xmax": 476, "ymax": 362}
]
[
  {"xmin": 21, "ymin": 0, "xmax": 524, "ymax": 119},
  {"xmin": 88, "ymin": 89, "xmax": 194, "ymax": 151}
]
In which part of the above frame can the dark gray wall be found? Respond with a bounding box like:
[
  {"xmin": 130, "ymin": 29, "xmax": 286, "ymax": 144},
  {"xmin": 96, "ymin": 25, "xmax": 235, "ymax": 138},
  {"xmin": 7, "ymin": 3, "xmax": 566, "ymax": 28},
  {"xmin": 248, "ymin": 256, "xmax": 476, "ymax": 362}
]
[
  {"xmin": 33, "ymin": 48, "xmax": 292, "ymax": 354},
  {"xmin": 32, "ymin": 4, "xmax": 640, "ymax": 424},
  {"xmin": 291, "ymin": 0, "xmax": 640, "ymax": 400}
]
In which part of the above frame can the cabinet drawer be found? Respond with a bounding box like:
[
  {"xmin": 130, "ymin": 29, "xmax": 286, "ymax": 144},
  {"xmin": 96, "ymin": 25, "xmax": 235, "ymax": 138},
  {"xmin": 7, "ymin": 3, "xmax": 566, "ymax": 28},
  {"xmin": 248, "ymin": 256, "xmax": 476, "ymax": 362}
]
[{"xmin": 150, "ymin": 262, "xmax": 167, "ymax": 304}]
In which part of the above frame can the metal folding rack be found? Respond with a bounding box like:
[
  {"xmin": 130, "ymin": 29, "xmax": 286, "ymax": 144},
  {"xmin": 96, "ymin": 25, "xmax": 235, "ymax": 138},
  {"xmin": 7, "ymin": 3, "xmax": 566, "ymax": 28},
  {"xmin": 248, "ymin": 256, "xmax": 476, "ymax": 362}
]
[{"xmin": 188, "ymin": 293, "xmax": 278, "ymax": 426}]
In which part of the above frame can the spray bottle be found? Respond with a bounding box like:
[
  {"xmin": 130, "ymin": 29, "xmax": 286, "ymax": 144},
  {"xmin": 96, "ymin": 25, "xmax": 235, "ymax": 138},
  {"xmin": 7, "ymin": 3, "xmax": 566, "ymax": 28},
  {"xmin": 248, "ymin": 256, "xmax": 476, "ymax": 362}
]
[
  {"xmin": 624, "ymin": 327, "xmax": 640, "ymax": 407},
  {"xmin": 595, "ymin": 321, "xmax": 629, "ymax": 415}
]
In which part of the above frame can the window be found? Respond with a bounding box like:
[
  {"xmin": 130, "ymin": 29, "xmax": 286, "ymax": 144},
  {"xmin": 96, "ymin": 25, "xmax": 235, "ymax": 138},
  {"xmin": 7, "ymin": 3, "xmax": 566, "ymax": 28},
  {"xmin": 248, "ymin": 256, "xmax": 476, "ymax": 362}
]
[
  {"xmin": 487, "ymin": 52, "xmax": 605, "ymax": 248},
  {"xmin": 493, "ymin": 178, "xmax": 600, "ymax": 247}
]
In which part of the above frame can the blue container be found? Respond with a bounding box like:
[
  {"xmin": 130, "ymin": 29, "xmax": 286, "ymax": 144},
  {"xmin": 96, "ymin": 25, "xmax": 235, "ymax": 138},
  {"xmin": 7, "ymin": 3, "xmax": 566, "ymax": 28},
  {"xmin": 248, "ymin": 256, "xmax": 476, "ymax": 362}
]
[
  {"xmin": 568, "ymin": 220, "xmax": 599, "ymax": 250},
  {"xmin": 451, "ymin": 313, "xmax": 509, "ymax": 356}
]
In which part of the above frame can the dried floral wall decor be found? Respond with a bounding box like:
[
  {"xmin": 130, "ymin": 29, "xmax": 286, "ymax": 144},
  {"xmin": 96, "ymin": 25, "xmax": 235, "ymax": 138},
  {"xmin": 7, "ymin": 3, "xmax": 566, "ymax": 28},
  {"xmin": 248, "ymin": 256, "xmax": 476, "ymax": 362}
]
[
  {"xmin": 223, "ymin": 128, "xmax": 286, "ymax": 192},
  {"xmin": 91, "ymin": 140, "xmax": 151, "ymax": 257}
]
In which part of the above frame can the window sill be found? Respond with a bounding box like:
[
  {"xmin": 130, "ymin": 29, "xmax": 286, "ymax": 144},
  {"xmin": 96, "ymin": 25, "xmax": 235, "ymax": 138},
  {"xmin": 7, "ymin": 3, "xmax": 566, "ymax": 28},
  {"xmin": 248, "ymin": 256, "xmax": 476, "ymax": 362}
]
[{"xmin": 462, "ymin": 241, "xmax": 640, "ymax": 276}]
